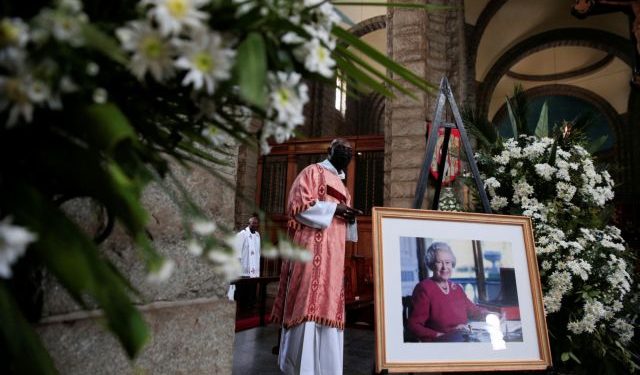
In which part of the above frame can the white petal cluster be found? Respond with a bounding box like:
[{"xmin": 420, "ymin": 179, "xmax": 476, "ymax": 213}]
[
  {"xmin": 30, "ymin": 1, "xmax": 88, "ymax": 47},
  {"xmin": 175, "ymin": 31, "xmax": 235, "ymax": 94},
  {"xmin": 262, "ymin": 238, "xmax": 312, "ymax": 262},
  {"xmin": 567, "ymin": 299, "xmax": 607, "ymax": 334},
  {"xmin": 261, "ymin": 71, "xmax": 309, "ymax": 153},
  {"xmin": 281, "ymin": 3, "xmax": 339, "ymax": 79},
  {"xmin": 116, "ymin": 21, "xmax": 176, "ymax": 82},
  {"xmin": 544, "ymin": 271, "xmax": 572, "ymax": 314},
  {"xmin": 612, "ymin": 319, "xmax": 635, "ymax": 344},
  {"xmin": 0, "ymin": 218, "xmax": 38, "ymax": 279},
  {"xmin": 476, "ymin": 134, "xmax": 637, "ymax": 348},
  {"xmin": 606, "ymin": 254, "xmax": 631, "ymax": 295},
  {"xmin": 438, "ymin": 187, "xmax": 462, "ymax": 212},
  {"xmin": 556, "ymin": 181, "xmax": 577, "ymax": 202},
  {"xmin": 534, "ymin": 163, "xmax": 556, "ymax": 181},
  {"xmin": 144, "ymin": 0, "xmax": 210, "ymax": 36},
  {"xmin": 191, "ymin": 219, "xmax": 216, "ymax": 235},
  {"xmin": 489, "ymin": 195, "xmax": 508, "ymax": 211},
  {"xmin": 146, "ymin": 258, "xmax": 175, "ymax": 283},
  {"xmin": 207, "ymin": 248, "xmax": 242, "ymax": 282},
  {"xmin": 565, "ymin": 259, "xmax": 591, "ymax": 281},
  {"xmin": 512, "ymin": 178, "xmax": 533, "ymax": 204},
  {"xmin": 185, "ymin": 217, "xmax": 218, "ymax": 257},
  {"xmin": 483, "ymin": 177, "xmax": 501, "ymax": 195}
]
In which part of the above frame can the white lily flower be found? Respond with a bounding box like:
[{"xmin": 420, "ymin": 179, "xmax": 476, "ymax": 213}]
[
  {"xmin": 174, "ymin": 31, "xmax": 235, "ymax": 94},
  {"xmin": 92, "ymin": 87, "xmax": 107, "ymax": 103},
  {"xmin": 207, "ymin": 249, "xmax": 242, "ymax": 281},
  {"xmin": 267, "ymin": 71, "xmax": 309, "ymax": 127},
  {"xmin": 0, "ymin": 18, "xmax": 29, "ymax": 48},
  {"xmin": 187, "ymin": 238, "xmax": 204, "ymax": 256},
  {"xmin": 116, "ymin": 21, "xmax": 176, "ymax": 82},
  {"xmin": 51, "ymin": 13, "xmax": 85, "ymax": 46},
  {"xmin": 147, "ymin": 258, "xmax": 175, "ymax": 283},
  {"xmin": 0, "ymin": 75, "xmax": 35, "ymax": 127},
  {"xmin": 312, "ymin": 2, "xmax": 341, "ymax": 29},
  {"xmin": 191, "ymin": 219, "xmax": 216, "ymax": 235},
  {"xmin": 295, "ymin": 38, "xmax": 335, "ymax": 78},
  {"xmin": 281, "ymin": 32, "xmax": 305, "ymax": 45},
  {"xmin": 0, "ymin": 218, "xmax": 37, "ymax": 279},
  {"xmin": 202, "ymin": 126, "xmax": 230, "ymax": 147},
  {"xmin": 144, "ymin": 0, "xmax": 210, "ymax": 36},
  {"xmin": 262, "ymin": 245, "xmax": 278, "ymax": 259},
  {"xmin": 27, "ymin": 80, "xmax": 51, "ymax": 104}
]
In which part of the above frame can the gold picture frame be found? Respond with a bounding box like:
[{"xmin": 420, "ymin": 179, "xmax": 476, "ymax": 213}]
[{"xmin": 372, "ymin": 207, "xmax": 551, "ymax": 373}]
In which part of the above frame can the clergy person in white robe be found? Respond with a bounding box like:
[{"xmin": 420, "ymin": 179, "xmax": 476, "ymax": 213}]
[
  {"xmin": 237, "ymin": 215, "xmax": 261, "ymax": 277},
  {"xmin": 227, "ymin": 215, "xmax": 261, "ymax": 301}
]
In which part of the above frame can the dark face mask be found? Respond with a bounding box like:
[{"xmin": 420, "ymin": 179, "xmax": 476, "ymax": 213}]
[{"xmin": 329, "ymin": 146, "xmax": 352, "ymax": 171}]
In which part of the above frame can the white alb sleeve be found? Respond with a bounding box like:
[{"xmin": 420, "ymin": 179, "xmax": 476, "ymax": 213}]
[
  {"xmin": 295, "ymin": 200, "xmax": 337, "ymax": 229},
  {"xmin": 346, "ymin": 221, "xmax": 358, "ymax": 242}
]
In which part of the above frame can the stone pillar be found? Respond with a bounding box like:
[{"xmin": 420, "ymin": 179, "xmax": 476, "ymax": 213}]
[
  {"xmin": 37, "ymin": 150, "xmax": 239, "ymax": 374},
  {"xmin": 385, "ymin": 0, "xmax": 467, "ymax": 208}
]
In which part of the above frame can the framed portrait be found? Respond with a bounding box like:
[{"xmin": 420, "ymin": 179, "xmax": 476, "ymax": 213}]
[{"xmin": 372, "ymin": 207, "xmax": 551, "ymax": 373}]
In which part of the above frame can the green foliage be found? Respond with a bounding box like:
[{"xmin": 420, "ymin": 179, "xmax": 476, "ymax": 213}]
[
  {"xmin": 235, "ymin": 32, "xmax": 267, "ymax": 108},
  {"xmin": 0, "ymin": 1, "xmax": 441, "ymax": 373}
]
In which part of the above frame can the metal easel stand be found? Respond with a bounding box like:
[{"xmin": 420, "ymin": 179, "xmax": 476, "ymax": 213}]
[
  {"xmin": 373, "ymin": 77, "xmax": 491, "ymax": 375},
  {"xmin": 413, "ymin": 76, "xmax": 492, "ymax": 213}
]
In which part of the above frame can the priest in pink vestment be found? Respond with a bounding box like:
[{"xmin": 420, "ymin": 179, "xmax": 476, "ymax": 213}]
[{"xmin": 271, "ymin": 138, "xmax": 361, "ymax": 375}]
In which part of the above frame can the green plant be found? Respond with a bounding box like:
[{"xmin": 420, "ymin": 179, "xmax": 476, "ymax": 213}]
[{"xmin": 0, "ymin": 1, "xmax": 441, "ymax": 373}]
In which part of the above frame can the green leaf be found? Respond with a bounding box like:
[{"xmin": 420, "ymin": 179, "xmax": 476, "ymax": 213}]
[
  {"xmin": 586, "ymin": 135, "xmax": 608, "ymax": 154},
  {"xmin": 333, "ymin": 7, "xmax": 355, "ymax": 26},
  {"xmin": 331, "ymin": 2, "xmax": 454, "ymax": 11},
  {"xmin": 29, "ymin": 131, "xmax": 156, "ymax": 264},
  {"xmin": 0, "ymin": 283, "xmax": 59, "ymax": 375},
  {"xmin": 7, "ymin": 185, "xmax": 149, "ymax": 358},
  {"xmin": 505, "ymin": 97, "xmax": 518, "ymax": 138},
  {"xmin": 334, "ymin": 54, "xmax": 394, "ymax": 97},
  {"xmin": 334, "ymin": 45, "xmax": 416, "ymax": 99},
  {"xmin": 511, "ymin": 84, "xmax": 528, "ymax": 135},
  {"xmin": 569, "ymin": 352, "xmax": 582, "ymax": 364},
  {"xmin": 235, "ymin": 33, "xmax": 267, "ymax": 108},
  {"xmin": 81, "ymin": 23, "xmax": 128, "ymax": 65},
  {"xmin": 561, "ymin": 352, "xmax": 570, "ymax": 362},
  {"xmin": 534, "ymin": 100, "xmax": 549, "ymax": 138},
  {"xmin": 71, "ymin": 103, "xmax": 138, "ymax": 153},
  {"xmin": 332, "ymin": 26, "xmax": 437, "ymax": 95},
  {"xmin": 548, "ymin": 139, "xmax": 558, "ymax": 166}
]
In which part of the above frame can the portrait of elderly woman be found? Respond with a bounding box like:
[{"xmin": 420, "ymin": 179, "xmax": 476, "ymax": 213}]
[{"xmin": 407, "ymin": 242, "xmax": 489, "ymax": 342}]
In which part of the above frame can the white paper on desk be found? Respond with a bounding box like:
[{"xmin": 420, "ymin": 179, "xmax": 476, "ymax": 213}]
[{"xmin": 468, "ymin": 320, "xmax": 522, "ymax": 333}]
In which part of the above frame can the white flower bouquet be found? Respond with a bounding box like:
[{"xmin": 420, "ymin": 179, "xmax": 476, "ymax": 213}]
[
  {"xmin": 0, "ymin": 0, "xmax": 438, "ymax": 372},
  {"xmin": 469, "ymin": 88, "xmax": 639, "ymax": 373}
]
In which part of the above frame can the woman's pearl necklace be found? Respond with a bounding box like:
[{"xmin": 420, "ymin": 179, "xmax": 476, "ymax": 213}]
[{"xmin": 436, "ymin": 280, "xmax": 450, "ymax": 294}]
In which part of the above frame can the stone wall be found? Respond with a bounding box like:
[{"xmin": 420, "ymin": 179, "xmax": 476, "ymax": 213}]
[
  {"xmin": 38, "ymin": 149, "xmax": 239, "ymax": 374},
  {"xmin": 385, "ymin": 0, "xmax": 467, "ymax": 208}
]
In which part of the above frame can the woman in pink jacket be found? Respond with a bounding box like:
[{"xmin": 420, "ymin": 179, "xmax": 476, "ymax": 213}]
[{"xmin": 408, "ymin": 242, "xmax": 488, "ymax": 342}]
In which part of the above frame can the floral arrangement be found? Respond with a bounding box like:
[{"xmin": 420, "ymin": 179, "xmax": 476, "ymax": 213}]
[
  {"xmin": 470, "ymin": 92, "xmax": 639, "ymax": 373},
  {"xmin": 437, "ymin": 186, "xmax": 462, "ymax": 212},
  {"xmin": 0, "ymin": 0, "xmax": 436, "ymax": 373}
]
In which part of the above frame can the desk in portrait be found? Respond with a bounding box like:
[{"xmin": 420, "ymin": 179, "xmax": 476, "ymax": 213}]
[{"xmin": 434, "ymin": 319, "xmax": 523, "ymax": 343}]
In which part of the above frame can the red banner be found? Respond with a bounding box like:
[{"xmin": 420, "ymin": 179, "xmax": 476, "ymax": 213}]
[{"xmin": 427, "ymin": 121, "xmax": 461, "ymax": 185}]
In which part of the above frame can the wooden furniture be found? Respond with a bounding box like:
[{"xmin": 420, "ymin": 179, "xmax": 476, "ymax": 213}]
[{"xmin": 231, "ymin": 276, "xmax": 280, "ymax": 326}]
